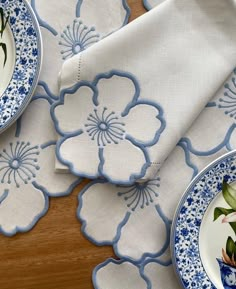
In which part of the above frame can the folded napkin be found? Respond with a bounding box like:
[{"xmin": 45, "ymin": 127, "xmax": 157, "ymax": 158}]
[
  {"xmin": 52, "ymin": 0, "xmax": 236, "ymax": 185},
  {"xmin": 81, "ymin": 66, "xmax": 236, "ymax": 289}
]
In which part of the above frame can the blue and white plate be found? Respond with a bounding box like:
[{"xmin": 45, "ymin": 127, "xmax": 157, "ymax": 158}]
[
  {"xmin": 171, "ymin": 151, "xmax": 236, "ymax": 289},
  {"xmin": 0, "ymin": 0, "xmax": 41, "ymax": 133}
]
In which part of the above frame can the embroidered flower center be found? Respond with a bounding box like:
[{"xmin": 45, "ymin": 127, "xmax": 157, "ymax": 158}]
[
  {"xmin": 117, "ymin": 178, "xmax": 160, "ymax": 211},
  {"xmin": 10, "ymin": 159, "xmax": 21, "ymax": 169},
  {"xmin": 85, "ymin": 107, "xmax": 125, "ymax": 147},
  {"xmin": 72, "ymin": 42, "xmax": 81, "ymax": 54},
  {"xmin": 0, "ymin": 141, "xmax": 40, "ymax": 187},
  {"xmin": 59, "ymin": 20, "xmax": 100, "ymax": 60}
]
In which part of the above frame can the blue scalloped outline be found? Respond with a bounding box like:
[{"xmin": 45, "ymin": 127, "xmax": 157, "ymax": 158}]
[
  {"xmin": 92, "ymin": 258, "xmax": 151, "ymax": 289},
  {"xmin": 113, "ymin": 204, "xmax": 172, "ymax": 263},
  {"xmin": 78, "ymin": 180, "xmax": 172, "ymax": 263},
  {"xmin": 143, "ymin": 0, "xmax": 153, "ymax": 10},
  {"xmin": 31, "ymin": 0, "xmax": 57, "ymax": 36},
  {"xmin": 0, "ymin": 188, "xmax": 49, "ymax": 237},
  {"xmin": 77, "ymin": 179, "xmax": 131, "ymax": 245},
  {"xmin": 177, "ymin": 123, "xmax": 236, "ymax": 177},
  {"xmin": 76, "ymin": 0, "xmax": 131, "ymax": 30},
  {"xmin": 31, "ymin": 142, "xmax": 82, "ymax": 197},
  {"xmin": 51, "ymin": 70, "xmax": 166, "ymax": 185}
]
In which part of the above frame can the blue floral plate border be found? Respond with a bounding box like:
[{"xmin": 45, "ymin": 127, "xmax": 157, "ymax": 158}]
[
  {"xmin": 171, "ymin": 150, "xmax": 236, "ymax": 289},
  {"xmin": 0, "ymin": 0, "xmax": 42, "ymax": 133}
]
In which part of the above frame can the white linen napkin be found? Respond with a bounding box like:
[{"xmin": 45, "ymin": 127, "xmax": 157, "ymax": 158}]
[{"xmin": 52, "ymin": 0, "xmax": 236, "ymax": 185}]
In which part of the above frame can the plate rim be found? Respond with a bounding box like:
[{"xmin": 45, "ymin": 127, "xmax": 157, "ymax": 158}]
[
  {"xmin": 170, "ymin": 149, "xmax": 236, "ymax": 289},
  {"xmin": 0, "ymin": 0, "xmax": 42, "ymax": 134}
]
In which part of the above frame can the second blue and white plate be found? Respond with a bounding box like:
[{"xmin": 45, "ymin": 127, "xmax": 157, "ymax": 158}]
[
  {"xmin": 0, "ymin": 0, "xmax": 42, "ymax": 133},
  {"xmin": 172, "ymin": 150, "xmax": 236, "ymax": 289}
]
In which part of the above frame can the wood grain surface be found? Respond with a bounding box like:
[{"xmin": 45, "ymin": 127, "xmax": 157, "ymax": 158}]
[{"xmin": 0, "ymin": 2, "xmax": 147, "ymax": 289}]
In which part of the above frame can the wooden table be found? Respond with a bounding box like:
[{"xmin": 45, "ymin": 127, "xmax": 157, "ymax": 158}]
[{"xmin": 0, "ymin": 2, "xmax": 147, "ymax": 289}]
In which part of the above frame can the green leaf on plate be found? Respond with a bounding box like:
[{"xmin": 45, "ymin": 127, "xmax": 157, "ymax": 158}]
[
  {"xmin": 214, "ymin": 207, "xmax": 235, "ymax": 221},
  {"xmin": 0, "ymin": 42, "xmax": 7, "ymax": 66},
  {"xmin": 222, "ymin": 181, "xmax": 236, "ymax": 211},
  {"xmin": 226, "ymin": 236, "xmax": 236, "ymax": 259}
]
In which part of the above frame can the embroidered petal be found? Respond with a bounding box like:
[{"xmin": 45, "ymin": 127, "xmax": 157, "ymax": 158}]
[
  {"xmin": 53, "ymin": 84, "xmax": 95, "ymax": 135},
  {"xmin": 0, "ymin": 183, "xmax": 48, "ymax": 236},
  {"xmin": 57, "ymin": 132, "xmax": 100, "ymax": 179},
  {"xmin": 33, "ymin": 144, "xmax": 81, "ymax": 197},
  {"xmin": 32, "ymin": 0, "xmax": 79, "ymax": 35},
  {"xmin": 19, "ymin": 97, "xmax": 56, "ymax": 145},
  {"xmin": 94, "ymin": 72, "xmax": 139, "ymax": 116},
  {"xmin": 78, "ymin": 181, "xmax": 128, "ymax": 244},
  {"xmin": 124, "ymin": 101, "xmax": 165, "ymax": 147},
  {"xmin": 78, "ymin": 0, "xmax": 130, "ymax": 37},
  {"xmin": 114, "ymin": 205, "xmax": 171, "ymax": 261},
  {"xmin": 100, "ymin": 139, "xmax": 149, "ymax": 184},
  {"xmin": 93, "ymin": 259, "xmax": 149, "ymax": 289}
]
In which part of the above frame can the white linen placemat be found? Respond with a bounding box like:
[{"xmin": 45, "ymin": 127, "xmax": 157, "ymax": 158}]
[
  {"xmin": 0, "ymin": 0, "xmax": 130, "ymax": 236},
  {"xmin": 77, "ymin": 66, "xmax": 236, "ymax": 289},
  {"xmin": 52, "ymin": 0, "xmax": 236, "ymax": 185}
]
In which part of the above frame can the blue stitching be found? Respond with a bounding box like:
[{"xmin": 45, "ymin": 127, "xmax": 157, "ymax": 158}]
[
  {"xmin": 35, "ymin": 81, "xmax": 59, "ymax": 101},
  {"xmin": 40, "ymin": 140, "xmax": 57, "ymax": 149},
  {"xmin": 0, "ymin": 190, "xmax": 49, "ymax": 237},
  {"xmin": 51, "ymin": 70, "xmax": 165, "ymax": 185},
  {"xmin": 0, "ymin": 189, "xmax": 9, "ymax": 204},
  {"xmin": 92, "ymin": 70, "xmax": 140, "ymax": 116},
  {"xmin": 77, "ymin": 179, "xmax": 131, "ymax": 245},
  {"xmin": 177, "ymin": 141, "xmax": 199, "ymax": 179},
  {"xmin": 113, "ymin": 204, "xmax": 172, "ymax": 263},
  {"xmin": 92, "ymin": 258, "xmax": 151, "ymax": 289},
  {"xmin": 206, "ymin": 102, "xmax": 217, "ymax": 108},
  {"xmin": 124, "ymin": 99, "xmax": 166, "ymax": 147},
  {"xmin": 31, "ymin": 0, "xmax": 57, "ymax": 36},
  {"xmin": 178, "ymin": 124, "xmax": 236, "ymax": 157},
  {"xmin": 32, "ymin": 142, "xmax": 82, "ymax": 197},
  {"xmin": 143, "ymin": 0, "xmax": 153, "ymax": 10},
  {"xmin": 98, "ymin": 137, "xmax": 151, "ymax": 185},
  {"xmin": 50, "ymin": 81, "xmax": 97, "ymax": 136}
]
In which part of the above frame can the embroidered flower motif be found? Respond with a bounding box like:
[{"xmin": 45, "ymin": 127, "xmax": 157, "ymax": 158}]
[
  {"xmin": 59, "ymin": 20, "xmax": 100, "ymax": 60},
  {"xmin": 52, "ymin": 70, "xmax": 166, "ymax": 184},
  {"xmin": 77, "ymin": 179, "xmax": 171, "ymax": 262},
  {"xmin": 117, "ymin": 178, "xmax": 160, "ymax": 211},
  {"xmin": 31, "ymin": 0, "xmax": 130, "ymax": 94},
  {"xmin": 85, "ymin": 108, "xmax": 125, "ymax": 146},
  {"xmin": 218, "ymin": 68, "xmax": 236, "ymax": 119},
  {"xmin": 0, "ymin": 142, "xmax": 40, "ymax": 187},
  {"xmin": 0, "ymin": 96, "xmax": 81, "ymax": 236}
]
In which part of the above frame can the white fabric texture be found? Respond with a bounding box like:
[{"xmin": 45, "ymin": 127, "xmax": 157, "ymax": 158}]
[
  {"xmin": 53, "ymin": 0, "xmax": 236, "ymax": 185},
  {"xmin": 78, "ymin": 56, "xmax": 236, "ymax": 289},
  {"xmin": 0, "ymin": 0, "xmax": 129, "ymax": 236}
]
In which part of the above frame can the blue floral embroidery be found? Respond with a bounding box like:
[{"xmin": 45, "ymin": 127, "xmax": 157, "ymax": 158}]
[
  {"xmin": 85, "ymin": 108, "xmax": 125, "ymax": 146},
  {"xmin": 0, "ymin": 142, "xmax": 40, "ymax": 187},
  {"xmin": 59, "ymin": 19, "xmax": 100, "ymax": 60},
  {"xmin": 117, "ymin": 178, "xmax": 160, "ymax": 211},
  {"xmin": 51, "ymin": 70, "xmax": 166, "ymax": 185},
  {"xmin": 218, "ymin": 68, "xmax": 236, "ymax": 119}
]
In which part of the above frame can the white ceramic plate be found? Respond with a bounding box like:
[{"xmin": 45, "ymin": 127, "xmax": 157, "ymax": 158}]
[
  {"xmin": 0, "ymin": 0, "xmax": 41, "ymax": 133},
  {"xmin": 172, "ymin": 150, "xmax": 236, "ymax": 289}
]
